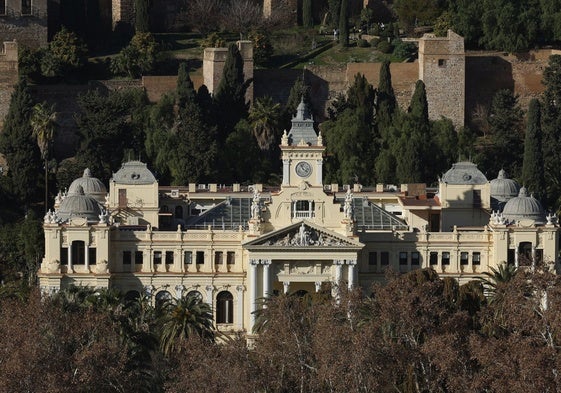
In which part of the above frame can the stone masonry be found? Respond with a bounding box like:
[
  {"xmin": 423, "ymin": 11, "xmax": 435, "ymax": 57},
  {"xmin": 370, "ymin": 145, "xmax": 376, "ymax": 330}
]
[
  {"xmin": 203, "ymin": 40, "xmax": 254, "ymax": 103},
  {"xmin": 418, "ymin": 30, "xmax": 465, "ymax": 128},
  {"xmin": 0, "ymin": 40, "xmax": 18, "ymax": 130},
  {"xmin": 111, "ymin": 0, "xmax": 135, "ymax": 29},
  {"xmin": 0, "ymin": 0, "xmax": 48, "ymax": 49}
]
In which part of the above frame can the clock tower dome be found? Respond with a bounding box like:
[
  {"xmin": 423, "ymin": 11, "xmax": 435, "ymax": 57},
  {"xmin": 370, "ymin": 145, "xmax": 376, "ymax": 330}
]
[{"xmin": 280, "ymin": 97, "xmax": 325, "ymax": 188}]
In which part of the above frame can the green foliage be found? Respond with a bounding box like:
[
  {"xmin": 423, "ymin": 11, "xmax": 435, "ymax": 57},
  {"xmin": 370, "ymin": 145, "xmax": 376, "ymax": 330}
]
[
  {"xmin": 338, "ymin": 0, "xmax": 349, "ymax": 47},
  {"xmin": 522, "ymin": 99, "xmax": 546, "ymax": 201},
  {"xmin": 302, "ymin": 0, "xmax": 313, "ymax": 28},
  {"xmin": 75, "ymin": 88, "xmax": 149, "ymax": 181},
  {"xmin": 135, "ymin": 0, "xmax": 151, "ymax": 33},
  {"xmin": 200, "ymin": 32, "xmax": 225, "ymax": 48},
  {"xmin": 40, "ymin": 27, "xmax": 88, "ymax": 78},
  {"xmin": 222, "ymin": 119, "xmax": 262, "ymax": 183},
  {"xmin": 0, "ymin": 79, "xmax": 41, "ymax": 207},
  {"xmin": 249, "ymin": 96, "xmax": 281, "ymax": 152},
  {"xmin": 282, "ymin": 76, "xmax": 310, "ymax": 129},
  {"xmin": 357, "ymin": 38, "xmax": 369, "ymax": 48},
  {"xmin": 327, "ymin": 0, "xmax": 340, "ymax": 28},
  {"xmin": 111, "ymin": 32, "xmax": 158, "ymax": 78},
  {"xmin": 248, "ymin": 30, "xmax": 274, "ymax": 67},
  {"xmin": 18, "ymin": 46, "xmax": 42, "ymax": 81},
  {"xmin": 394, "ymin": 0, "xmax": 444, "ymax": 33},
  {"xmin": 176, "ymin": 62, "xmax": 196, "ymax": 108},
  {"xmin": 213, "ymin": 44, "xmax": 250, "ymax": 150},
  {"xmin": 376, "ymin": 39, "xmax": 393, "ymax": 53},
  {"xmin": 433, "ymin": 11, "xmax": 453, "ymax": 37},
  {"xmin": 392, "ymin": 39, "xmax": 416, "ymax": 61}
]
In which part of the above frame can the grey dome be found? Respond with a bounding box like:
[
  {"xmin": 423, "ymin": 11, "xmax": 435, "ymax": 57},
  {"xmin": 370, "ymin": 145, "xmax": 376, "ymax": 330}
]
[
  {"xmin": 490, "ymin": 169, "xmax": 520, "ymax": 203},
  {"xmin": 57, "ymin": 185, "xmax": 102, "ymax": 223},
  {"xmin": 112, "ymin": 161, "xmax": 157, "ymax": 185},
  {"xmin": 68, "ymin": 168, "xmax": 107, "ymax": 204},
  {"xmin": 502, "ymin": 187, "xmax": 546, "ymax": 225},
  {"xmin": 288, "ymin": 97, "xmax": 317, "ymax": 146},
  {"xmin": 442, "ymin": 161, "xmax": 488, "ymax": 185}
]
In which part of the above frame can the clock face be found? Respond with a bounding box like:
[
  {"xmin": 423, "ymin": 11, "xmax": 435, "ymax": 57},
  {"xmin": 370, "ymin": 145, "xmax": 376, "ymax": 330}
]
[{"xmin": 295, "ymin": 161, "xmax": 312, "ymax": 178}]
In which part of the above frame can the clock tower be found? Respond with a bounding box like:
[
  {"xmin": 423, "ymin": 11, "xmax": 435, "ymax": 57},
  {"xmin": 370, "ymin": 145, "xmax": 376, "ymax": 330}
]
[{"xmin": 280, "ymin": 98, "xmax": 325, "ymax": 188}]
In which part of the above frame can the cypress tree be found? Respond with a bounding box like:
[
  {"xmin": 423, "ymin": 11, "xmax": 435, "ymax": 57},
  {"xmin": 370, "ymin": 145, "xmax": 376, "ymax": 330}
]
[
  {"xmin": 135, "ymin": 0, "xmax": 151, "ymax": 33},
  {"xmin": 408, "ymin": 80, "xmax": 429, "ymax": 125},
  {"xmin": 376, "ymin": 61, "xmax": 397, "ymax": 129},
  {"xmin": 303, "ymin": 0, "xmax": 313, "ymax": 28},
  {"xmin": 339, "ymin": 0, "xmax": 349, "ymax": 47},
  {"xmin": 176, "ymin": 62, "xmax": 196, "ymax": 108},
  {"xmin": 213, "ymin": 44, "xmax": 250, "ymax": 147},
  {"xmin": 522, "ymin": 99, "xmax": 546, "ymax": 202},
  {"xmin": 0, "ymin": 79, "xmax": 41, "ymax": 207},
  {"xmin": 328, "ymin": 0, "xmax": 340, "ymax": 29}
]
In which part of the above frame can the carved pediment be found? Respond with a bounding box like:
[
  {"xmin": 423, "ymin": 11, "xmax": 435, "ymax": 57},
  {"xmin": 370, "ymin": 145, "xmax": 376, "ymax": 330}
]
[{"xmin": 244, "ymin": 221, "xmax": 362, "ymax": 249}]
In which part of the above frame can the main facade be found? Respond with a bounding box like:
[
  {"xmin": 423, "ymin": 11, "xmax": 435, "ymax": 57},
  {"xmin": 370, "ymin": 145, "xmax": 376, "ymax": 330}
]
[{"xmin": 39, "ymin": 100, "xmax": 559, "ymax": 333}]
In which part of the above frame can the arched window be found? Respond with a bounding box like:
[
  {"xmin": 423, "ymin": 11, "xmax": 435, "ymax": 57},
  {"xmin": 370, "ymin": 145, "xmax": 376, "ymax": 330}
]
[
  {"xmin": 216, "ymin": 291, "xmax": 233, "ymax": 324},
  {"xmin": 186, "ymin": 290, "xmax": 203, "ymax": 301},
  {"xmin": 175, "ymin": 205, "xmax": 183, "ymax": 219},
  {"xmin": 161, "ymin": 205, "xmax": 169, "ymax": 213},
  {"xmin": 155, "ymin": 290, "xmax": 172, "ymax": 308}
]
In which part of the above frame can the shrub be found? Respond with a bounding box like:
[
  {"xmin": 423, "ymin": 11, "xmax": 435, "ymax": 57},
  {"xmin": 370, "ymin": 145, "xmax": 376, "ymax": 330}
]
[
  {"xmin": 248, "ymin": 31, "xmax": 274, "ymax": 67},
  {"xmin": 376, "ymin": 40, "xmax": 393, "ymax": 53},
  {"xmin": 392, "ymin": 39, "xmax": 416, "ymax": 61},
  {"xmin": 111, "ymin": 32, "xmax": 158, "ymax": 78},
  {"xmin": 40, "ymin": 27, "xmax": 88, "ymax": 78},
  {"xmin": 357, "ymin": 39, "xmax": 370, "ymax": 48},
  {"xmin": 369, "ymin": 37, "xmax": 380, "ymax": 47}
]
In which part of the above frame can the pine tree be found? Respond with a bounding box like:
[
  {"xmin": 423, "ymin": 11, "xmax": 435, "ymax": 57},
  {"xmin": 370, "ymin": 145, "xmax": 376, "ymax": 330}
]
[
  {"xmin": 213, "ymin": 44, "xmax": 250, "ymax": 147},
  {"xmin": 339, "ymin": 0, "xmax": 349, "ymax": 47},
  {"xmin": 522, "ymin": 99, "xmax": 546, "ymax": 202},
  {"xmin": 0, "ymin": 79, "xmax": 41, "ymax": 208},
  {"xmin": 135, "ymin": 0, "xmax": 151, "ymax": 33},
  {"xmin": 176, "ymin": 62, "xmax": 196, "ymax": 108},
  {"xmin": 302, "ymin": 0, "xmax": 313, "ymax": 28}
]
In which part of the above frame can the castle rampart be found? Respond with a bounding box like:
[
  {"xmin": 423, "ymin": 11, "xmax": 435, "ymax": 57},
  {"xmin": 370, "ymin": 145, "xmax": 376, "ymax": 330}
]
[{"xmin": 0, "ymin": 0, "xmax": 48, "ymax": 49}]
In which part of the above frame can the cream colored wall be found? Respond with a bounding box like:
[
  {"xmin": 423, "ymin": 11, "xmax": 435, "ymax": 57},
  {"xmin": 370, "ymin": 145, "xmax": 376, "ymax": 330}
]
[{"xmin": 109, "ymin": 181, "xmax": 159, "ymax": 227}]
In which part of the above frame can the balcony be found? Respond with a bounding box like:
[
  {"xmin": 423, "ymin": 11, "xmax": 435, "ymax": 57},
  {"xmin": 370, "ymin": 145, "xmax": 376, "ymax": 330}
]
[{"xmin": 293, "ymin": 211, "xmax": 315, "ymax": 219}]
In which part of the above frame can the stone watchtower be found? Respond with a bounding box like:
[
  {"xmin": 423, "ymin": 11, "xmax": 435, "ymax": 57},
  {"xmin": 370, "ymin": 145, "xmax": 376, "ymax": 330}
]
[
  {"xmin": 418, "ymin": 30, "xmax": 465, "ymax": 128},
  {"xmin": 203, "ymin": 40, "xmax": 254, "ymax": 103}
]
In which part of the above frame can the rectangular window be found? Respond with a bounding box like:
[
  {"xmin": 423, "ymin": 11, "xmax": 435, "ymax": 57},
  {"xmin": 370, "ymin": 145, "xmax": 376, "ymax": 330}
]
[
  {"xmin": 196, "ymin": 251, "xmax": 205, "ymax": 264},
  {"xmin": 214, "ymin": 251, "xmax": 224, "ymax": 265},
  {"xmin": 460, "ymin": 252, "xmax": 469, "ymax": 265},
  {"xmin": 536, "ymin": 249, "xmax": 543, "ymax": 263},
  {"xmin": 368, "ymin": 252, "xmax": 377, "ymax": 266},
  {"xmin": 473, "ymin": 190, "xmax": 482, "ymax": 207},
  {"xmin": 411, "ymin": 252, "xmax": 420, "ymax": 265},
  {"xmin": 430, "ymin": 252, "xmax": 438, "ymax": 265},
  {"xmin": 61, "ymin": 247, "xmax": 68, "ymax": 265},
  {"xmin": 507, "ymin": 249, "xmax": 515, "ymax": 266},
  {"xmin": 0, "ymin": 1, "xmax": 6, "ymax": 16},
  {"xmin": 438, "ymin": 59, "xmax": 447, "ymax": 67},
  {"xmin": 123, "ymin": 251, "xmax": 131, "ymax": 265},
  {"xmin": 165, "ymin": 251, "xmax": 174, "ymax": 264},
  {"xmin": 472, "ymin": 252, "xmax": 481, "ymax": 265},
  {"xmin": 227, "ymin": 251, "xmax": 235, "ymax": 265},
  {"xmin": 21, "ymin": 0, "xmax": 31, "ymax": 15},
  {"xmin": 381, "ymin": 251, "xmax": 389, "ymax": 266},
  {"xmin": 135, "ymin": 251, "xmax": 143, "ymax": 264},
  {"xmin": 153, "ymin": 251, "xmax": 162, "ymax": 264},
  {"xmin": 89, "ymin": 248, "xmax": 96, "ymax": 265},
  {"xmin": 184, "ymin": 251, "xmax": 192, "ymax": 264},
  {"xmin": 399, "ymin": 252, "xmax": 408, "ymax": 265},
  {"xmin": 442, "ymin": 252, "xmax": 450, "ymax": 265}
]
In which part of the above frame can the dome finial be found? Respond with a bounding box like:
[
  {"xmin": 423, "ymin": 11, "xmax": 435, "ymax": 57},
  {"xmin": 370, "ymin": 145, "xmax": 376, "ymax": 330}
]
[{"xmin": 83, "ymin": 168, "xmax": 91, "ymax": 177}]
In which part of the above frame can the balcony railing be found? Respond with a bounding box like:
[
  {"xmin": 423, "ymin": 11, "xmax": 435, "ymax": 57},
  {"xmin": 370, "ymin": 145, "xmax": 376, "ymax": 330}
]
[{"xmin": 293, "ymin": 211, "xmax": 315, "ymax": 219}]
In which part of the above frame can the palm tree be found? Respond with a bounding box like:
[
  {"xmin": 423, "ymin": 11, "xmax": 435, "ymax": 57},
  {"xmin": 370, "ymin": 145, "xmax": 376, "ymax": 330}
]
[
  {"xmin": 158, "ymin": 294, "xmax": 214, "ymax": 355},
  {"xmin": 479, "ymin": 262, "xmax": 517, "ymax": 302},
  {"xmin": 248, "ymin": 96, "xmax": 281, "ymax": 152},
  {"xmin": 30, "ymin": 102, "xmax": 57, "ymax": 213}
]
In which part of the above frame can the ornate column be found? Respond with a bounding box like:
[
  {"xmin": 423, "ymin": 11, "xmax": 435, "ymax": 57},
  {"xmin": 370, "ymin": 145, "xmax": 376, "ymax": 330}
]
[
  {"xmin": 262, "ymin": 259, "xmax": 271, "ymax": 298},
  {"xmin": 249, "ymin": 259, "xmax": 259, "ymax": 331},
  {"xmin": 175, "ymin": 284, "xmax": 185, "ymax": 299},
  {"xmin": 205, "ymin": 285, "xmax": 214, "ymax": 306},
  {"xmin": 315, "ymin": 281, "xmax": 322, "ymax": 292},
  {"xmin": 515, "ymin": 248, "xmax": 519, "ymax": 268},
  {"xmin": 85, "ymin": 243, "xmax": 90, "ymax": 271},
  {"xmin": 334, "ymin": 259, "xmax": 344, "ymax": 284},
  {"xmin": 236, "ymin": 285, "xmax": 244, "ymax": 330},
  {"xmin": 283, "ymin": 159, "xmax": 290, "ymax": 186},
  {"xmin": 316, "ymin": 159, "xmax": 323, "ymax": 185},
  {"xmin": 67, "ymin": 246, "xmax": 73, "ymax": 273},
  {"xmin": 347, "ymin": 259, "xmax": 357, "ymax": 289},
  {"xmin": 283, "ymin": 281, "xmax": 290, "ymax": 294}
]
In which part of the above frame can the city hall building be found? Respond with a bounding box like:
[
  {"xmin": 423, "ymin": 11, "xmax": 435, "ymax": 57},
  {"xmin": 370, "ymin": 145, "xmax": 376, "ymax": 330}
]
[{"xmin": 39, "ymin": 100, "xmax": 559, "ymax": 333}]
